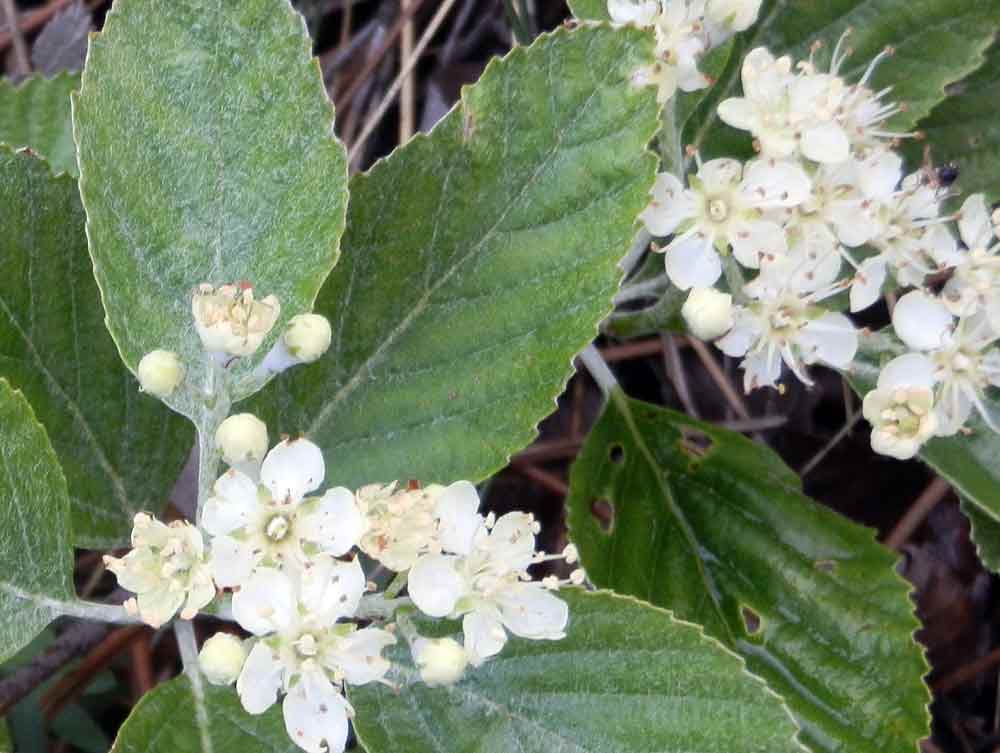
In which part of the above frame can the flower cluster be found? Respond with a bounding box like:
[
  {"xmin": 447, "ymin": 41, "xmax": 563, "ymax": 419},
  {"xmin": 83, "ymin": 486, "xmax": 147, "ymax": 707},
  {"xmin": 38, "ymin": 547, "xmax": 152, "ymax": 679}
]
[
  {"xmin": 608, "ymin": 0, "xmax": 763, "ymax": 103},
  {"xmin": 637, "ymin": 36, "xmax": 1000, "ymax": 458}
]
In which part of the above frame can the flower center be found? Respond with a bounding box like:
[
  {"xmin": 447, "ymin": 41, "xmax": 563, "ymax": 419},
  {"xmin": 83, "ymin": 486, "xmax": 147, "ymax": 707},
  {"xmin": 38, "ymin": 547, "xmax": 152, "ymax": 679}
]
[
  {"xmin": 707, "ymin": 198, "xmax": 729, "ymax": 223},
  {"xmin": 265, "ymin": 514, "xmax": 291, "ymax": 541},
  {"xmin": 882, "ymin": 388, "xmax": 932, "ymax": 439},
  {"xmin": 294, "ymin": 633, "xmax": 318, "ymax": 657}
]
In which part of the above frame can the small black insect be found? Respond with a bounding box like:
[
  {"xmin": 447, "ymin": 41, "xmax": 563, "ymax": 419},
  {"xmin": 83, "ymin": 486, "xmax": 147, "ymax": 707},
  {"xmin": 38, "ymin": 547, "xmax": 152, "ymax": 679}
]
[{"xmin": 936, "ymin": 162, "xmax": 960, "ymax": 187}]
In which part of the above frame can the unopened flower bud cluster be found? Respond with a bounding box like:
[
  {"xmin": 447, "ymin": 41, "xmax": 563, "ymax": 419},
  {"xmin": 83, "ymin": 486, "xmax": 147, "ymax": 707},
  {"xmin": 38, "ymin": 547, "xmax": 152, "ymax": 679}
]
[{"xmin": 632, "ymin": 28, "xmax": 999, "ymax": 460}]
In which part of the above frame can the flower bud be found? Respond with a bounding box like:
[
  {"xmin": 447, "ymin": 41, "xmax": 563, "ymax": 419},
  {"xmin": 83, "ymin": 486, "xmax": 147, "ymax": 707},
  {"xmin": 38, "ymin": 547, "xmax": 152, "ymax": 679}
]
[
  {"xmin": 215, "ymin": 413, "xmax": 269, "ymax": 467},
  {"xmin": 198, "ymin": 633, "xmax": 247, "ymax": 686},
  {"xmin": 682, "ymin": 287, "xmax": 733, "ymax": 341},
  {"xmin": 413, "ymin": 637, "xmax": 468, "ymax": 687},
  {"xmin": 137, "ymin": 350, "xmax": 185, "ymax": 398},
  {"xmin": 192, "ymin": 283, "xmax": 280, "ymax": 357},
  {"xmin": 283, "ymin": 313, "xmax": 332, "ymax": 363}
]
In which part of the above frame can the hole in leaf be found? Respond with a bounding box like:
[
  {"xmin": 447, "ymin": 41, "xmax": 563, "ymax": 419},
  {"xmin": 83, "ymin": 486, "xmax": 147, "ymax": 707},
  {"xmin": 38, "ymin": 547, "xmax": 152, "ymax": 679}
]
[
  {"xmin": 590, "ymin": 498, "xmax": 614, "ymax": 533},
  {"xmin": 608, "ymin": 443, "xmax": 625, "ymax": 464},
  {"xmin": 741, "ymin": 606, "xmax": 762, "ymax": 635},
  {"xmin": 679, "ymin": 426, "xmax": 714, "ymax": 458},
  {"xmin": 814, "ymin": 559, "xmax": 837, "ymax": 573}
]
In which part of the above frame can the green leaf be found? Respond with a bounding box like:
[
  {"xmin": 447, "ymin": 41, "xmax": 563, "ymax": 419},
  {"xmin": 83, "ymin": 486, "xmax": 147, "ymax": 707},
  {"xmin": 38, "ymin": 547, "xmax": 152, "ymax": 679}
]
[
  {"xmin": 902, "ymin": 38, "xmax": 1000, "ymax": 202},
  {"xmin": 567, "ymin": 0, "xmax": 610, "ymax": 21},
  {"xmin": 0, "ymin": 73, "xmax": 79, "ymax": 176},
  {"xmin": 694, "ymin": 0, "xmax": 1000, "ymax": 160},
  {"xmin": 245, "ymin": 25, "xmax": 659, "ymax": 488},
  {"xmin": 0, "ymin": 379, "xmax": 76, "ymax": 664},
  {"xmin": 566, "ymin": 392, "xmax": 930, "ymax": 753},
  {"xmin": 0, "ymin": 147, "xmax": 193, "ymax": 547},
  {"xmin": 961, "ymin": 496, "xmax": 1000, "ymax": 573},
  {"xmin": 110, "ymin": 675, "xmax": 297, "ymax": 753},
  {"xmin": 351, "ymin": 589, "xmax": 805, "ymax": 753},
  {"xmin": 73, "ymin": 0, "xmax": 349, "ymax": 411}
]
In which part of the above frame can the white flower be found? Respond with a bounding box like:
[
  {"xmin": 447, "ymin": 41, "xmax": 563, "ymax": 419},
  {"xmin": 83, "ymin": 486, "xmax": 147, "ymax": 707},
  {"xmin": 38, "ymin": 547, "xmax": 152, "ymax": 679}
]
[
  {"xmin": 199, "ymin": 632, "xmax": 248, "ymax": 686},
  {"xmin": 284, "ymin": 314, "xmax": 333, "ymax": 364},
  {"xmin": 232, "ymin": 561, "xmax": 394, "ymax": 753},
  {"xmin": 408, "ymin": 482, "xmax": 568, "ymax": 666},
  {"xmin": 216, "ymin": 413, "xmax": 269, "ymax": 469},
  {"xmin": 204, "ymin": 437, "xmax": 365, "ymax": 587},
  {"xmin": 641, "ymin": 158, "xmax": 810, "ymax": 289},
  {"xmin": 104, "ymin": 514, "xmax": 215, "ymax": 628},
  {"xmin": 354, "ymin": 482, "xmax": 444, "ymax": 572},
  {"xmin": 608, "ymin": 0, "xmax": 659, "ymax": 25},
  {"xmin": 862, "ymin": 353, "xmax": 938, "ymax": 460},
  {"xmin": 682, "ymin": 287, "xmax": 733, "ymax": 340},
  {"xmin": 137, "ymin": 350, "xmax": 185, "ymax": 398},
  {"xmin": 192, "ymin": 283, "xmax": 280, "ymax": 357},
  {"xmin": 943, "ymin": 194, "xmax": 1000, "ymax": 326},
  {"xmin": 705, "ymin": 0, "xmax": 761, "ymax": 33},
  {"xmin": 892, "ymin": 292, "xmax": 1000, "ymax": 434},
  {"xmin": 717, "ymin": 286, "xmax": 858, "ymax": 391},
  {"xmin": 412, "ymin": 637, "xmax": 468, "ymax": 687}
]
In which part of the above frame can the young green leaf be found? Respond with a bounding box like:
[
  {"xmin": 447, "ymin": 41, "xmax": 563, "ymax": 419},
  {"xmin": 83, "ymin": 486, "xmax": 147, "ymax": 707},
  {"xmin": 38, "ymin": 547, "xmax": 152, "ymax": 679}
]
[
  {"xmin": 109, "ymin": 675, "xmax": 297, "ymax": 753},
  {"xmin": 0, "ymin": 148, "xmax": 193, "ymax": 547},
  {"xmin": 0, "ymin": 380, "xmax": 76, "ymax": 664},
  {"xmin": 902, "ymin": 38, "xmax": 1000, "ymax": 202},
  {"xmin": 0, "ymin": 73, "xmax": 79, "ymax": 176},
  {"xmin": 566, "ymin": 392, "xmax": 931, "ymax": 753},
  {"xmin": 73, "ymin": 0, "xmax": 348, "ymax": 410},
  {"xmin": 244, "ymin": 24, "xmax": 659, "ymax": 489},
  {"xmin": 351, "ymin": 590, "xmax": 805, "ymax": 753}
]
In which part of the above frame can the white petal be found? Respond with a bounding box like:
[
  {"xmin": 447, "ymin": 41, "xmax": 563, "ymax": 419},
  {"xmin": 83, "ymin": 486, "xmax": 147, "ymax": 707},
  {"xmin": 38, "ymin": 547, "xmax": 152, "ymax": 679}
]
[
  {"xmin": 304, "ymin": 557, "xmax": 366, "ymax": 622},
  {"xmin": 858, "ymin": 150, "xmax": 902, "ymax": 200},
  {"xmin": 730, "ymin": 219, "xmax": 787, "ymax": 268},
  {"xmin": 409, "ymin": 555, "xmax": 464, "ymax": 618},
  {"xmin": 936, "ymin": 383, "xmax": 973, "ymax": 436},
  {"xmin": 237, "ymin": 642, "xmax": 284, "ymax": 715},
  {"xmin": 800, "ymin": 122, "xmax": 850, "ymax": 164},
  {"xmin": 202, "ymin": 470, "xmax": 259, "ymax": 536},
  {"xmin": 871, "ymin": 429, "xmax": 923, "ymax": 461},
  {"xmin": 697, "ymin": 158, "xmax": 743, "ymax": 191},
  {"xmin": 496, "ymin": 582, "xmax": 569, "ymax": 640},
  {"xmin": 328, "ymin": 627, "xmax": 395, "ymax": 686},
  {"xmin": 664, "ymin": 234, "xmax": 723, "ymax": 290},
  {"xmin": 850, "ymin": 256, "xmax": 888, "ymax": 312},
  {"xmin": 716, "ymin": 307, "xmax": 760, "ymax": 358},
  {"xmin": 798, "ymin": 312, "xmax": 858, "ymax": 368},
  {"xmin": 282, "ymin": 672, "xmax": 350, "ymax": 753},
  {"xmin": 741, "ymin": 159, "xmax": 811, "ymax": 208},
  {"xmin": 463, "ymin": 610, "xmax": 508, "ymax": 666},
  {"xmin": 892, "ymin": 291, "xmax": 954, "ymax": 351},
  {"xmin": 232, "ymin": 567, "xmax": 297, "ymax": 636},
  {"xmin": 261, "ymin": 438, "xmax": 325, "ymax": 504},
  {"xmin": 877, "ymin": 352, "xmax": 937, "ymax": 391},
  {"xmin": 924, "ymin": 224, "xmax": 961, "ymax": 268},
  {"xmin": 716, "ymin": 97, "xmax": 757, "ymax": 131},
  {"xmin": 959, "ymin": 194, "xmax": 993, "ymax": 250},
  {"xmin": 640, "ymin": 173, "xmax": 693, "ymax": 237},
  {"xmin": 484, "ymin": 512, "xmax": 537, "ymax": 572},
  {"xmin": 435, "ymin": 480, "xmax": 483, "ymax": 556},
  {"xmin": 742, "ymin": 346, "xmax": 783, "ymax": 391},
  {"xmin": 299, "ymin": 487, "xmax": 365, "ymax": 557},
  {"xmin": 209, "ymin": 535, "xmax": 257, "ymax": 588},
  {"xmin": 135, "ymin": 587, "xmax": 185, "ymax": 629}
]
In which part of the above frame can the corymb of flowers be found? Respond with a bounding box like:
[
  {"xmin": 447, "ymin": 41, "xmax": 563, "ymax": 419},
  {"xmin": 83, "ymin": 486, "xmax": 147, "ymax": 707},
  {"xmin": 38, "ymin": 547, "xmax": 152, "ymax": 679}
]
[
  {"xmin": 108, "ymin": 283, "xmax": 581, "ymax": 753},
  {"xmin": 613, "ymin": 0, "xmax": 999, "ymax": 461}
]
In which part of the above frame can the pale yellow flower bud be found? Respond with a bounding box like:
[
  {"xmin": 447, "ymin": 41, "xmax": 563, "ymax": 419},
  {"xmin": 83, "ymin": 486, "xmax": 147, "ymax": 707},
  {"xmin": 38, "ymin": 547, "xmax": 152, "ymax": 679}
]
[
  {"xmin": 137, "ymin": 350, "xmax": 185, "ymax": 398},
  {"xmin": 198, "ymin": 633, "xmax": 247, "ymax": 686},
  {"xmin": 682, "ymin": 287, "xmax": 733, "ymax": 341},
  {"xmin": 283, "ymin": 313, "xmax": 332, "ymax": 363},
  {"xmin": 215, "ymin": 413, "xmax": 269, "ymax": 467},
  {"xmin": 413, "ymin": 637, "xmax": 468, "ymax": 687}
]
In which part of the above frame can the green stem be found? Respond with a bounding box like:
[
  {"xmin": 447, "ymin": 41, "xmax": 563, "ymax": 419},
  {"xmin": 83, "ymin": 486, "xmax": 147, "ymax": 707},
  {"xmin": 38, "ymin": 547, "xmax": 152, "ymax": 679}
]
[
  {"xmin": 384, "ymin": 571, "xmax": 409, "ymax": 600},
  {"xmin": 194, "ymin": 358, "xmax": 232, "ymax": 526}
]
